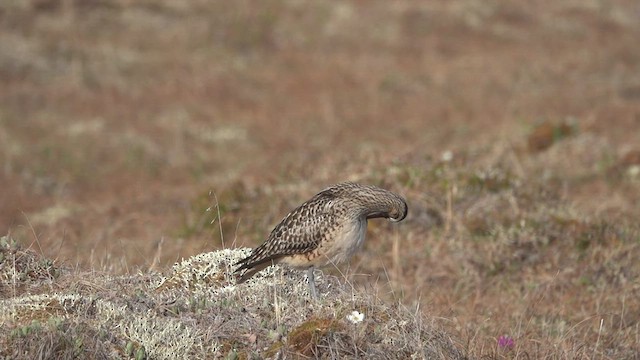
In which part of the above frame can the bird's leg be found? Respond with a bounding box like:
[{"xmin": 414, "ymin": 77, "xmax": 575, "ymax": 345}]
[{"xmin": 307, "ymin": 267, "xmax": 318, "ymax": 299}]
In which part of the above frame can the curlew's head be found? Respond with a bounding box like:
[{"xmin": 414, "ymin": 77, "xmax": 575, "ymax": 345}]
[
  {"xmin": 387, "ymin": 196, "xmax": 408, "ymax": 222},
  {"xmin": 319, "ymin": 182, "xmax": 408, "ymax": 222}
]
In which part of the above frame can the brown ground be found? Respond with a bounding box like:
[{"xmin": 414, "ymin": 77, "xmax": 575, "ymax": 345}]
[{"xmin": 1, "ymin": 0, "xmax": 640, "ymax": 358}]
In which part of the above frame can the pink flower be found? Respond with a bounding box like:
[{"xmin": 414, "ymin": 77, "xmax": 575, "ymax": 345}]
[{"xmin": 497, "ymin": 335, "xmax": 515, "ymax": 350}]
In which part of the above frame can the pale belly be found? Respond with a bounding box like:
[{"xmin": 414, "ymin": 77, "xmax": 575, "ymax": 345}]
[
  {"xmin": 284, "ymin": 218, "xmax": 367, "ymax": 269},
  {"xmin": 324, "ymin": 218, "xmax": 367, "ymax": 265}
]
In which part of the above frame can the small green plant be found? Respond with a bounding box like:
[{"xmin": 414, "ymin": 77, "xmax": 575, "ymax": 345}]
[
  {"xmin": 125, "ymin": 340, "xmax": 147, "ymax": 360},
  {"xmin": 225, "ymin": 348, "xmax": 238, "ymax": 360},
  {"xmin": 188, "ymin": 295, "xmax": 209, "ymax": 313},
  {"xmin": 10, "ymin": 320, "xmax": 42, "ymax": 338},
  {"xmin": 135, "ymin": 346, "xmax": 147, "ymax": 360}
]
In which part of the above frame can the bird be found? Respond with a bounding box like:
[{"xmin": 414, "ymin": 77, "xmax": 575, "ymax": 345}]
[{"xmin": 234, "ymin": 182, "xmax": 408, "ymax": 299}]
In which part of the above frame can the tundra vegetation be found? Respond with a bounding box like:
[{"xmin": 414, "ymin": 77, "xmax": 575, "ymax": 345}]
[{"xmin": 1, "ymin": 1, "xmax": 639, "ymax": 358}]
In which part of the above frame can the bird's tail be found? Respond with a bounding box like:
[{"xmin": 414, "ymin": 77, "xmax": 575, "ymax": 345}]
[{"xmin": 234, "ymin": 251, "xmax": 283, "ymax": 283}]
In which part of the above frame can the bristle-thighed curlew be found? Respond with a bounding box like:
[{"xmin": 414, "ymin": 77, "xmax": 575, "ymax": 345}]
[{"xmin": 234, "ymin": 182, "xmax": 408, "ymax": 299}]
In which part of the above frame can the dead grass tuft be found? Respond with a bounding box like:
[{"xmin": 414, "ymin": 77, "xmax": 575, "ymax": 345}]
[
  {"xmin": 287, "ymin": 317, "xmax": 340, "ymax": 357},
  {"xmin": 0, "ymin": 235, "xmax": 60, "ymax": 298}
]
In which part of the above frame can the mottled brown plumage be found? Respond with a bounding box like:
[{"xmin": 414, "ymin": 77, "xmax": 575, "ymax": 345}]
[{"xmin": 234, "ymin": 182, "xmax": 408, "ymax": 298}]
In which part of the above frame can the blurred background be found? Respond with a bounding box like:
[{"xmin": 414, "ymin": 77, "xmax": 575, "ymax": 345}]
[{"xmin": 1, "ymin": 1, "xmax": 640, "ymax": 356}]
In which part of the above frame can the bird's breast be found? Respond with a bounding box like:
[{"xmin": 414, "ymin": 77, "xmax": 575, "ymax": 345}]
[{"xmin": 324, "ymin": 217, "xmax": 367, "ymax": 265}]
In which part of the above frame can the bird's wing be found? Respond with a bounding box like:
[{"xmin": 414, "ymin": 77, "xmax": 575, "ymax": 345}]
[{"xmin": 235, "ymin": 191, "xmax": 340, "ymax": 276}]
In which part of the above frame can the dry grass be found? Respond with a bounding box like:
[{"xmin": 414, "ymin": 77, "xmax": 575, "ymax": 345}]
[
  {"xmin": 2, "ymin": 0, "xmax": 640, "ymax": 358},
  {"xmin": 1, "ymin": 246, "xmax": 463, "ymax": 359}
]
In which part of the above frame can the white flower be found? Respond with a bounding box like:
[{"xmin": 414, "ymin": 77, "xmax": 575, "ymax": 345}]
[{"xmin": 346, "ymin": 310, "xmax": 365, "ymax": 324}]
